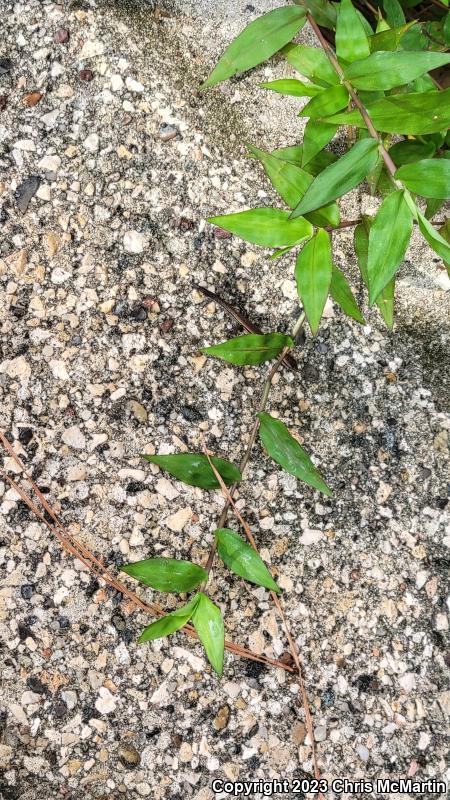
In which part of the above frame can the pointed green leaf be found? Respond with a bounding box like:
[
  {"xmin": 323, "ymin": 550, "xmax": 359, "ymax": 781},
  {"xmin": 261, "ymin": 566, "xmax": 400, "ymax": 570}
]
[
  {"xmin": 138, "ymin": 594, "xmax": 200, "ymax": 643},
  {"xmin": 202, "ymin": 6, "xmax": 306, "ymax": 88},
  {"xmin": 283, "ymin": 43, "xmax": 340, "ymax": 87},
  {"xmin": 444, "ymin": 11, "xmax": 450, "ymax": 45},
  {"xmin": 343, "ymin": 51, "xmax": 450, "ymax": 92},
  {"xmin": 369, "ymin": 21, "xmax": 417, "ymax": 52},
  {"xmin": 202, "ymin": 332, "xmax": 294, "ymax": 366},
  {"xmin": 302, "ymin": 120, "xmax": 338, "ymax": 167},
  {"xmin": 215, "ymin": 528, "xmax": 280, "ymax": 593},
  {"xmin": 395, "ymin": 159, "xmax": 450, "ymax": 199},
  {"xmin": 291, "ymin": 139, "xmax": 379, "ymax": 218},
  {"xmin": 383, "ymin": 0, "xmax": 405, "ymax": 26},
  {"xmin": 271, "ymin": 145, "xmax": 337, "ymax": 175},
  {"xmin": 268, "ymin": 245, "xmax": 296, "ymax": 261},
  {"xmin": 299, "ymin": 85, "xmax": 349, "ymax": 119},
  {"xmin": 248, "ymin": 145, "xmax": 340, "ymax": 227},
  {"xmin": 260, "ymin": 78, "xmax": 321, "ymax": 97},
  {"xmin": 355, "ymin": 218, "xmax": 395, "ymax": 328},
  {"xmin": 335, "ymin": 0, "xmax": 370, "ymax": 63},
  {"xmin": 142, "ymin": 453, "xmax": 241, "ymax": 490},
  {"xmin": 389, "ymin": 140, "xmax": 436, "ymax": 168},
  {"xmin": 120, "ymin": 558, "xmax": 207, "ymax": 593},
  {"xmin": 295, "ymin": 229, "xmax": 332, "ymax": 335},
  {"xmin": 330, "ymin": 265, "xmax": 365, "ymax": 324},
  {"xmin": 367, "ymin": 190, "xmax": 413, "ymax": 304},
  {"xmin": 191, "ymin": 593, "xmax": 224, "ymax": 676},
  {"xmin": 300, "ymin": 0, "xmax": 337, "ymax": 28},
  {"xmin": 356, "ymin": 9, "xmax": 374, "ymax": 36},
  {"xmin": 258, "ymin": 412, "xmax": 332, "ymax": 496},
  {"xmin": 425, "ymin": 198, "xmax": 445, "ymax": 221},
  {"xmin": 207, "ymin": 208, "xmax": 313, "ymax": 248},
  {"xmin": 418, "ymin": 213, "xmax": 450, "ymax": 266},
  {"xmin": 321, "ymin": 89, "xmax": 450, "ymax": 135}
]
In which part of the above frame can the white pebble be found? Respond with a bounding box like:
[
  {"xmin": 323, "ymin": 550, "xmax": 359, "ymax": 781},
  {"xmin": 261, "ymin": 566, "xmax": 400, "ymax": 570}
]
[
  {"xmin": 125, "ymin": 76, "xmax": 144, "ymax": 93},
  {"xmin": 123, "ymin": 230, "xmax": 145, "ymax": 254},
  {"xmin": 62, "ymin": 425, "xmax": 86, "ymax": 450},
  {"xmin": 95, "ymin": 687, "xmax": 117, "ymax": 714},
  {"xmin": 84, "ymin": 133, "xmax": 99, "ymax": 153}
]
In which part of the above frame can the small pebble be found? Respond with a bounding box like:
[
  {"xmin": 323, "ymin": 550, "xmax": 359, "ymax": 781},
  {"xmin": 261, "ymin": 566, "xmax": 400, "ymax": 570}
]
[
  {"xmin": 314, "ymin": 725, "xmax": 327, "ymax": 742},
  {"xmin": 0, "ymin": 58, "xmax": 13, "ymax": 74},
  {"xmin": 157, "ymin": 124, "xmax": 178, "ymax": 142},
  {"xmin": 23, "ymin": 91, "xmax": 42, "ymax": 107},
  {"xmin": 21, "ymin": 584, "xmax": 34, "ymax": 600},
  {"xmin": 159, "ymin": 319, "xmax": 173, "ymax": 333},
  {"xmin": 119, "ymin": 744, "xmax": 141, "ymax": 768},
  {"xmin": 79, "ymin": 68, "xmax": 94, "ymax": 82},
  {"xmin": 15, "ymin": 176, "xmax": 41, "ymax": 213},
  {"xmin": 54, "ymin": 28, "xmax": 70, "ymax": 43}
]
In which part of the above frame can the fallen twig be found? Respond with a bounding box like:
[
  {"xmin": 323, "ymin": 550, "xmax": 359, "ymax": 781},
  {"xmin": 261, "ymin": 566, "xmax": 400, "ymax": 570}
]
[
  {"xmin": 0, "ymin": 430, "xmax": 294, "ymax": 673},
  {"xmin": 202, "ymin": 437, "xmax": 322, "ymax": 791}
]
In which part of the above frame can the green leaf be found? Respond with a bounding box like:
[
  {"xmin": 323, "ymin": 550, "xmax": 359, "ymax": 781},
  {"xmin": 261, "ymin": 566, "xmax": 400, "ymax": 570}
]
[
  {"xmin": 355, "ymin": 217, "xmax": 395, "ymax": 328},
  {"xmin": 271, "ymin": 145, "xmax": 337, "ymax": 175},
  {"xmin": 191, "ymin": 593, "xmax": 224, "ymax": 676},
  {"xmin": 299, "ymin": 85, "xmax": 349, "ymax": 119},
  {"xmin": 330, "ymin": 265, "xmax": 365, "ymax": 324},
  {"xmin": 369, "ymin": 21, "xmax": 416, "ymax": 51},
  {"xmin": 395, "ymin": 159, "xmax": 450, "ymax": 199},
  {"xmin": 248, "ymin": 145, "xmax": 340, "ymax": 227},
  {"xmin": 412, "ymin": 74, "xmax": 439, "ymax": 94},
  {"xmin": 202, "ymin": 6, "xmax": 307, "ymax": 88},
  {"xmin": 444, "ymin": 11, "xmax": 450, "ymax": 46},
  {"xmin": 367, "ymin": 190, "xmax": 413, "ymax": 304},
  {"xmin": 295, "ymin": 229, "xmax": 332, "ymax": 334},
  {"xmin": 260, "ymin": 78, "xmax": 321, "ymax": 97},
  {"xmin": 356, "ymin": 9, "xmax": 374, "ymax": 36},
  {"xmin": 418, "ymin": 213, "xmax": 450, "ymax": 265},
  {"xmin": 335, "ymin": 0, "xmax": 370, "ymax": 63},
  {"xmin": 302, "ymin": 120, "xmax": 338, "ymax": 167},
  {"xmin": 389, "ymin": 139, "xmax": 436, "ymax": 167},
  {"xmin": 343, "ymin": 51, "xmax": 450, "ymax": 91},
  {"xmin": 215, "ymin": 528, "xmax": 280, "ymax": 593},
  {"xmin": 291, "ymin": 138, "xmax": 379, "ymax": 218},
  {"xmin": 202, "ymin": 332, "xmax": 294, "ymax": 366},
  {"xmin": 425, "ymin": 198, "xmax": 445, "ymax": 220},
  {"xmin": 120, "ymin": 558, "xmax": 207, "ymax": 592},
  {"xmin": 142, "ymin": 453, "xmax": 241, "ymax": 490},
  {"xmin": 283, "ymin": 43, "xmax": 340, "ymax": 87},
  {"xmin": 321, "ymin": 89, "xmax": 450, "ymax": 134},
  {"xmin": 258, "ymin": 412, "xmax": 332, "ymax": 496},
  {"xmin": 207, "ymin": 208, "xmax": 313, "ymax": 248},
  {"xmin": 383, "ymin": 0, "xmax": 405, "ymax": 27},
  {"xmin": 138, "ymin": 594, "xmax": 200, "ymax": 643},
  {"xmin": 298, "ymin": 0, "xmax": 337, "ymax": 28}
]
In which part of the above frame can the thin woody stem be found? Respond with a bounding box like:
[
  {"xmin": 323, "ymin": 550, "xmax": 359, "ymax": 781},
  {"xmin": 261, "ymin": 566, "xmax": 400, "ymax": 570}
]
[
  {"xmin": 204, "ymin": 312, "xmax": 306, "ymax": 574},
  {"xmin": 305, "ymin": 13, "xmax": 399, "ymax": 179}
]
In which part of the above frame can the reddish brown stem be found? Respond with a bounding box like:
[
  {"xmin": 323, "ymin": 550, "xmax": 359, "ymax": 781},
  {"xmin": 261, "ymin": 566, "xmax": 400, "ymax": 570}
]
[{"xmin": 306, "ymin": 14, "xmax": 399, "ymax": 179}]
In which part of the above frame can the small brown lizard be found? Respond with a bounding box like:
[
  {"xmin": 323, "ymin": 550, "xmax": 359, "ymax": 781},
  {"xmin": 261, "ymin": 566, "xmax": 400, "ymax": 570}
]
[{"xmin": 193, "ymin": 284, "xmax": 298, "ymax": 372}]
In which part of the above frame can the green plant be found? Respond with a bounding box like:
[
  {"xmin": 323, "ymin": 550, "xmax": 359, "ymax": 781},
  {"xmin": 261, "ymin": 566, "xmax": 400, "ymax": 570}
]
[{"xmin": 120, "ymin": 1, "xmax": 450, "ymax": 684}]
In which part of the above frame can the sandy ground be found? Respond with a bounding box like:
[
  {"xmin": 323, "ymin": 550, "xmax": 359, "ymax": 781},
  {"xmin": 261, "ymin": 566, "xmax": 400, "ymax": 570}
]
[{"xmin": 0, "ymin": 1, "xmax": 449, "ymax": 799}]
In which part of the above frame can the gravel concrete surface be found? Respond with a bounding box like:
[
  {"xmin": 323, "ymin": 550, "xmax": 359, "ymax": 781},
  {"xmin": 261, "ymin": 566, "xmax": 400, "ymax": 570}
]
[{"xmin": 0, "ymin": 1, "xmax": 449, "ymax": 799}]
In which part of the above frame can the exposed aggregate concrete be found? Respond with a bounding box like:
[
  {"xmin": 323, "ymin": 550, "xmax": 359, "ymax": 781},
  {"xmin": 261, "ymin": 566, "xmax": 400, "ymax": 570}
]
[{"xmin": 0, "ymin": 1, "xmax": 449, "ymax": 799}]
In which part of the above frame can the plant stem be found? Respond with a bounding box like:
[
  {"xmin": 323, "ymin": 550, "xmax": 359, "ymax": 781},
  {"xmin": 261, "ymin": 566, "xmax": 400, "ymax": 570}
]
[
  {"xmin": 204, "ymin": 311, "xmax": 306, "ymax": 574},
  {"xmin": 305, "ymin": 13, "xmax": 399, "ymax": 179}
]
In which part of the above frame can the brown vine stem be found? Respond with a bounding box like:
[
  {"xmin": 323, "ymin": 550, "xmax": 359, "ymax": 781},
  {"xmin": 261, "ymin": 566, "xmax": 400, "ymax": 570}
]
[
  {"xmin": 203, "ymin": 444, "xmax": 322, "ymax": 793},
  {"xmin": 305, "ymin": 13, "xmax": 400, "ymax": 179},
  {"xmin": 204, "ymin": 311, "xmax": 306, "ymax": 574},
  {"xmin": 0, "ymin": 430, "xmax": 294, "ymax": 674}
]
